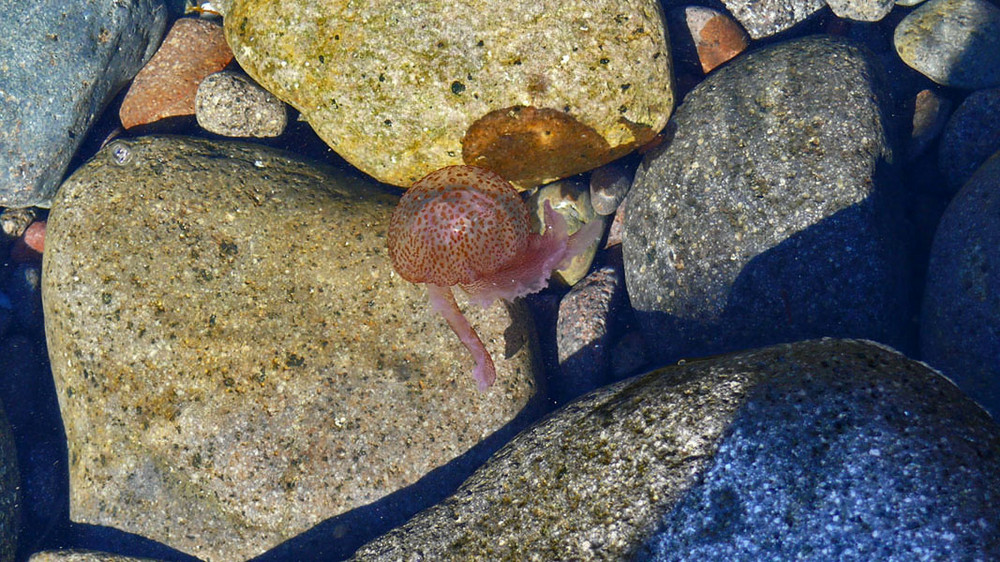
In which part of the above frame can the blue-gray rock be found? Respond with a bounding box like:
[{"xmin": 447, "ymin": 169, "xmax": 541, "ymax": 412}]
[
  {"xmin": 0, "ymin": 0, "xmax": 168, "ymax": 207},
  {"xmin": 939, "ymin": 88, "xmax": 1000, "ymax": 193},
  {"xmin": 638, "ymin": 339, "xmax": 1000, "ymax": 561},
  {"xmin": 623, "ymin": 35, "xmax": 909, "ymax": 365},
  {"xmin": 922, "ymin": 149, "xmax": 1000, "ymax": 421},
  {"xmin": 894, "ymin": 0, "xmax": 1000, "ymax": 89},
  {"xmin": 718, "ymin": 0, "xmax": 825, "ymax": 39},
  {"xmin": 351, "ymin": 338, "xmax": 1000, "ymax": 560}
]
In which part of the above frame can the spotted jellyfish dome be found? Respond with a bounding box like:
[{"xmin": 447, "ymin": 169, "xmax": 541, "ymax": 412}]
[{"xmin": 388, "ymin": 165, "xmax": 530, "ymax": 286}]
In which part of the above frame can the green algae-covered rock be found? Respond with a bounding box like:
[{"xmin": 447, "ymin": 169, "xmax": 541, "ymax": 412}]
[
  {"xmin": 42, "ymin": 136, "xmax": 541, "ymax": 561},
  {"xmin": 224, "ymin": 0, "xmax": 673, "ymax": 189}
]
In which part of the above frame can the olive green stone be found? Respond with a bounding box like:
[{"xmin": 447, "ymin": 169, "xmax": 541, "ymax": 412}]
[{"xmin": 224, "ymin": 0, "xmax": 674, "ymax": 189}]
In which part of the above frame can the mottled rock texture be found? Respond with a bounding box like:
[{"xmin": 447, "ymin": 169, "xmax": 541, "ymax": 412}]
[
  {"xmin": 224, "ymin": 0, "xmax": 674, "ymax": 189},
  {"xmin": 623, "ymin": 35, "xmax": 908, "ymax": 364},
  {"xmin": 29, "ymin": 551, "xmax": 161, "ymax": 562},
  {"xmin": 353, "ymin": 339, "xmax": 1000, "ymax": 561},
  {"xmin": 719, "ymin": 0, "xmax": 825, "ymax": 39},
  {"xmin": 119, "ymin": 18, "xmax": 233, "ymax": 129},
  {"xmin": 0, "ymin": 0, "xmax": 167, "ymax": 207},
  {"xmin": 43, "ymin": 136, "xmax": 541, "ymax": 561},
  {"xmin": 894, "ymin": 0, "xmax": 1000, "ymax": 89}
]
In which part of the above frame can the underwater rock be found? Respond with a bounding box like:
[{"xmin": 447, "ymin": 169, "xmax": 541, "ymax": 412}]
[
  {"xmin": 42, "ymin": 136, "xmax": 541, "ymax": 561},
  {"xmin": 224, "ymin": 0, "xmax": 674, "ymax": 189}
]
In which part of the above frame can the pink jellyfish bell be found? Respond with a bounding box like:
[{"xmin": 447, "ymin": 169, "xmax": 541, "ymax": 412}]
[{"xmin": 388, "ymin": 165, "xmax": 602, "ymax": 391}]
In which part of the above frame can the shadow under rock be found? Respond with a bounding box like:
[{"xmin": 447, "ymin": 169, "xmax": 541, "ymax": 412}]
[
  {"xmin": 253, "ymin": 381, "xmax": 550, "ymax": 561},
  {"xmin": 632, "ymin": 196, "xmax": 918, "ymax": 369}
]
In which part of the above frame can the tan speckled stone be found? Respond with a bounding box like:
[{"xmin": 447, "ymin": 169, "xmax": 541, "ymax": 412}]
[
  {"xmin": 224, "ymin": 0, "xmax": 674, "ymax": 189},
  {"xmin": 42, "ymin": 136, "xmax": 540, "ymax": 562}
]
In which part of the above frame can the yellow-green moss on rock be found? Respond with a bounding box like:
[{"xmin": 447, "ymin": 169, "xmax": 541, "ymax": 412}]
[{"xmin": 224, "ymin": 0, "xmax": 674, "ymax": 189}]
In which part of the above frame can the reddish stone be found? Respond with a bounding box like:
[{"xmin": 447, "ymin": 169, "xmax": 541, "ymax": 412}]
[
  {"xmin": 119, "ymin": 18, "xmax": 233, "ymax": 129},
  {"xmin": 908, "ymin": 89, "xmax": 951, "ymax": 161},
  {"xmin": 10, "ymin": 220, "xmax": 45, "ymax": 262},
  {"xmin": 685, "ymin": 7, "xmax": 750, "ymax": 74}
]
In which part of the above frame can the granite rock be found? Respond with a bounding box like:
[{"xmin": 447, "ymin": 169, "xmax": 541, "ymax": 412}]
[
  {"xmin": 719, "ymin": 0, "xmax": 825, "ymax": 39},
  {"xmin": 224, "ymin": 0, "xmax": 674, "ymax": 189},
  {"xmin": 826, "ymin": 0, "xmax": 895, "ymax": 22},
  {"xmin": 922, "ymin": 149, "xmax": 1000, "ymax": 421},
  {"xmin": 353, "ymin": 339, "xmax": 1000, "ymax": 560},
  {"xmin": 623, "ymin": 35, "xmax": 909, "ymax": 364},
  {"xmin": 639, "ymin": 340, "xmax": 1000, "ymax": 561},
  {"xmin": 29, "ymin": 552, "xmax": 162, "ymax": 562},
  {"xmin": 43, "ymin": 136, "xmax": 541, "ymax": 561},
  {"xmin": 0, "ymin": 0, "xmax": 168, "ymax": 207},
  {"xmin": 195, "ymin": 71, "xmax": 287, "ymax": 137}
]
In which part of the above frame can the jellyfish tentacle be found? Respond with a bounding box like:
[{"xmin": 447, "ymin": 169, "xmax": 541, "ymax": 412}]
[{"xmin": 426, "ymin": 283, "xmax": 496, "ymax": 392}]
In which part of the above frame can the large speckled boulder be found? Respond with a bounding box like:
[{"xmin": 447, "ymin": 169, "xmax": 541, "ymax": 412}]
[
  {"xmin": 29, "ymin": 551, "xmax": 161, "ymax": 562},
  {"xmin": 224, "ymin": 0, "xmax": 674, "ymax": 189},
  {"xmin": 353, "ymin": 339, "xmax": 1000, "ymax": 561},
  {"xmin": 623, "ymin": 35, "xmax": 909, "ymax": 364},
  {"xmin": 42, "ymin": 136, "xmax": 541, "ymax": 561}
]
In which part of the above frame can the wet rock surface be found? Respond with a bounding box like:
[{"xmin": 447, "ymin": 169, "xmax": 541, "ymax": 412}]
[
  {"xmin": 42, "ymin": 136, "xmax": 541, "ymax": 561},
  {"xmin": 223, "ymin": 0, "xmax": 674, "ymax": 189},
  {"xmin": 119, "ymin": 18, "xmax": 233, "ymax": 129},
  {"xmin": 353, "ymin": 339, "xmax": 1000, "ymax": 561},
  {"xmin": 893, "ymin": 0, "xmax": 1000, "ymax": 89},
  {"xmin": 623, "ymin": 35, "xmax": 909, "ymax": 364},
  {"xmin": 195, "ymin": 71, "xmax": 287, "ymax": 138},
  {"xmin": 922, "ymin": 150, "xmax": 1000, "ymax": 421}
]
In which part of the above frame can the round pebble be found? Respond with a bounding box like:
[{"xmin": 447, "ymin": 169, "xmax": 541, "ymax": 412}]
[{"xmin": 195, "ymin": 71, "xmax": 288, "ymax": 138}]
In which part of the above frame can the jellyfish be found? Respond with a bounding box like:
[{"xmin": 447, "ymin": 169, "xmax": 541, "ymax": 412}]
[{"xmin": 387, "ymin": 165, "xmax": 602, "ymax": 391}]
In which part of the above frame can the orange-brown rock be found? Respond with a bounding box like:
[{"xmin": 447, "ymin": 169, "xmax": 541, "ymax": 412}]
[
  {"xmin": 119, "ymin": 18, "xmax": 233, "ymax": 129},
  {"xmin": 685, "ymin": 7, "xmax": 749, "ymax": 74}
]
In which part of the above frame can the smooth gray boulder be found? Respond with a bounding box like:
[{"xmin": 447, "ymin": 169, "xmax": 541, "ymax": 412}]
[{"xmin": 623, "ymin": 35, "xmax": 909, "ymax": 365}]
